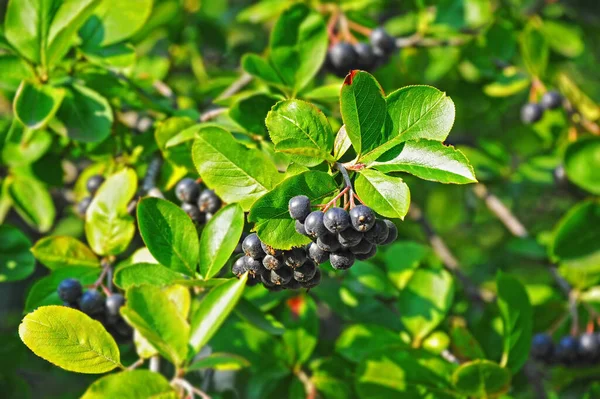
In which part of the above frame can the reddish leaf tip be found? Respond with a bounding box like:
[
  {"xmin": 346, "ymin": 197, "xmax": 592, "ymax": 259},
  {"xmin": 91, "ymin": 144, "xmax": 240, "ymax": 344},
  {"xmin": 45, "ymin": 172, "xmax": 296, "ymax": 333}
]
[{"xmin": 343, "ymin": 70, "xmax": 358, "ymax": 85}]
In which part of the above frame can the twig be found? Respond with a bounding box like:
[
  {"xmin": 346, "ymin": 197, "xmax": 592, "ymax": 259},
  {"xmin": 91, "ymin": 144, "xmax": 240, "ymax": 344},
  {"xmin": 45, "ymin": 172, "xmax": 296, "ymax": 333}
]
[
  {"xmin": 142, "ymin": 156, "xmax": 163, "ymax": 194},
  {"xmin": 549, "ymin": 266, "xmax": 579, "ymax": 335},
  {"xmin": 215, "ymin": 73, "xmax": 253, "ymax": 101},
  {"xmin": 295, "ymin": 369, "xmax": 316, "ymax": 399},
  {"xmin": 172, "ymin": 378, "xmax": 212, "ymax": 399},
  {"xmin": 153, "ymin": 80, "xmax": 178, "ymax": 109},
  {"xmin": 200, "ymin": 108, "xmax": 227, "ymax": 122},
  {"xmin": 150, "ymin": 356, "xmax": 160, "ymax": 373},
  {"xmin": 90, "ymin": 259, "xmax": 112, "ymax": 289},
  {"xmin": 408, "ymin": 204, "xmax": 495, "ymax": 303},
  {"xmin": 441, "ymin": 350, "xmax": 460, "ymax": 364},
  {"xmin": 472, "ymin": 183, "xmax": 529, "ymax": 238},
  {"xmin": 127, "ymin": 358, "xmax": 145, "ymax": 370}
]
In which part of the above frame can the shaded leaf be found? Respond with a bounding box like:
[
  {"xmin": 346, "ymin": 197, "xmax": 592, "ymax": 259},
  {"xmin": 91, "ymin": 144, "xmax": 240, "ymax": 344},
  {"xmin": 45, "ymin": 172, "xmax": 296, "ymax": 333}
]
[
  {"xmin": 188, "ymin": 353, "xmax": 250, "ymax": 371},
  {"xmin": 31, "ymin": 236, "xmax": 99, "ymax": 270},
  {"xmin": 452, "ymin": 360, "xmax": 511, "ymax": 397},
  {"xmin": 13, "ymin": 81, "xmax": 65, "ymax": 129},
  {"xmin": 0, "ymin": 224, "xmax": 35, "ymax": 282},
  {"xmin": 114, "ymin": 263, "xmax": 188, "ymax": 290},
  {"xmin": 81, "ymin": 370, "xmax": 177, "ymax": 399}
]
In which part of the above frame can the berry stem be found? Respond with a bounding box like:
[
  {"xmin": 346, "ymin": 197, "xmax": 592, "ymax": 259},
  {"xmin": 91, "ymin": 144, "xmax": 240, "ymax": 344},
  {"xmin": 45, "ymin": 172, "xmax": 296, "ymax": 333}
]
[
  {"xmin": 90, "ymin": 259, "xmax": 112, "ymax": 289},
  {"xmin": 319, "ymin": 186, "xmax": 350, "ymax": 212},
  {"xmin": 127, "ymin": 358, "xmax": 145, "ymax": 370},
  {"xmin": 335, "ymin": 162, "xmax": 357, "ymax": 208},
  {"xmin": 326, "ymin": 8, "xmax": 340, "ymax": 45},
  {"xmin": 346, "ymin": 19, "xmax": 373, "ymax": 36},
  {"xmin": 338, "ymin": 14, "xmax": 358, "ymax": 44}
]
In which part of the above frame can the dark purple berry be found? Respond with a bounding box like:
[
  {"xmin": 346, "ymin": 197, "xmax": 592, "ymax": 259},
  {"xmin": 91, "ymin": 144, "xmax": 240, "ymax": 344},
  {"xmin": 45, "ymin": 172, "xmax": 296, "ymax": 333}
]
[
  {"xmin": 555, "ymin": 335, "xmax": 579, "ymax": 365},
  {"xmin": 330, "ymin": 250, "xmax": 355, "ymax": 270},
  {"xmin": 175, "ymin": 178, "xmax": 200, "ymax": 203},
  {"xmin": 261, "ymin": 242, "xmax": 283, "ymax": 257},
  {"xmin": 324, "ymin": 207, "xmax": 351, "ymax": 233},
  {"xmin": 242, "ymin": 233, "xmax": 265, "ymax": 259},
  {"xmin": 364, "ymin": 219, "xmax": 389, "ymax": 245},
  {"xmin": 263, "ymin": 255, "xmax": 283, "ymax": 271},
  {"xmin": 282, "ymin": 248, "xmax": 307, "ymax": 269},
  {"xmin": 247, "ymin": 274, "xmax": 261, "ymax": 286},
  {"xmin": 317, "ymin": 233, "xmax": 341, "ymax": 252},
  {"xmin": 328, "ymin": 42, "xmax": 358, "ymax": 74},
  {"xmin": 181, "ymin": 203, "xmax": 206, "ymax": 224},
  {"xmin": 350, "ymin": 239, "xmax": 373, "ymax": 255},
  {"xmin": 349, "ymin": 205, "xmax": 376, "ymax": 232},
  {"xmin": 541, "ymin": 91, "xmax": 562, "ymax": 110},
  {"xmin": 301, "ymin": 268, "xmax": 322, "ymax": 289},
  {"xmin": 232, "ymin": 257, "xmax": 247, "ymax": 277},
  {"xmin": 307, "ymin": 242, "xmax": 329, "ymax": 264},
  {"xmin": 106, "ymin": 294, "xmax": 125, "ymax": 317},
  {"xmin": 355, "ymin": 245, "xmax": 377, "ymax": 261},
  {"xmin": 370, "ymin": 27, "xmax": 396, "ymax": 55},
  {"xmin": 79, "ymin": 290, "xmax": 105, "ymax": 315},
  {"xmin": 243, "ymin": 256, "xmax": 263, "ymax": 276},
  {"xmin": 77, "ymin": 196, "xmax": 92, "ymax": 216},
  {"xmin": 304, "ymin": 211, "xmax": 328, "ymax": 238},
  {"xmin": 338, "ymin": 228, "xmax": 363, "ymax": 248},
  {"xmin": 86, "ymin": 175, "xmax": 105, "ymax": 195},
  {"xmin": 285, "ymin": 278, "xmax": 302, "ymax": 290},
  {"xmin": 271, "ymin": 267, "xmax": 293, "ymax": 286},
  {"xmin": 295, "ymin": 220, "xmax": 310, "ymax": 237},
  {"xmin": 58, "ymin": 278, "xmax": 83, "ymax": 303},
  {"xmin": 293, "ymin": 261, "xmax": 317, "ymax": 283},
  {"xmin": 521, "ymin": 103, "xmax": 544, "ymax": 124},
  {"xmin": 289, "ymin": 195, "xmax": 311, "ymax": 222},
  {"xmin": 198, "ymin": 189, "xmax": 222, "ymax": 213},
  {"xmin": 354, "ymin": 42, "xmax": 375, "ymax": 70},
  {"xmin": 381, "ymin": 220, "xmax": 398, "ymax": 245},
  {"xmin": 578, "ymin": 333, "xmax": 599, "ymax": 363}
]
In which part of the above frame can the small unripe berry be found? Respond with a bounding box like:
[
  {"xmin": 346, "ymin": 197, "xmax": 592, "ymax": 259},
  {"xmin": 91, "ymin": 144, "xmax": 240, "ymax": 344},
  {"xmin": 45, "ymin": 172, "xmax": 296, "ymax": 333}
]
[
  {"xmin": 58, "ymin": 278, "xmax": 83, "ymax": 303},
  {"xmin": 520, "ymin": 103, "xmax": 544, "ymax": 124},
  {"xmin": 330, "ymin": 250, "xmax": 355, "ymax": 270},
  {"xmin": 289, "ymin": 195, "xmax": 311, "ymax": 222},
  {"xmin": 324, "ymin": 207, "xmax": 351, "ymax": 233},
  {"xmin": 86, "ymin": 175, "xmax": 105, "ymax": 195},
  {"xmin": 242, "ymin": 233, "xmax": 265, "ymax": 259},
  {"xmin": 175, "ymin": 178, "xmax": 200, "ymax": 203},
  {"xmin": 304, "ymin": 211, "xmax": 328, "ymax": 238},
  {"xmin": 349, "ymin": 205, "xmax": 376, "ymax": 232}
]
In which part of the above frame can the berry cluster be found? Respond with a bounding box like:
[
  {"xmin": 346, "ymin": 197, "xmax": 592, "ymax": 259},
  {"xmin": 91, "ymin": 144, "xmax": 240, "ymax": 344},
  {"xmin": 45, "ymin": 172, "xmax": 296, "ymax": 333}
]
[
  {"xmin": 58, "ymin": 278, "xmax": 131, "ymax": 341},
  {"xmin": 77, "ymin": 174, "xmax": 105, "ymax": 216},
  {"xmin": 325, "ymin": 27, "xmax": 397, "ymax": 77},
  {"xmin": 531, "ymin": 332, "xmax": 600, "ymax": 367},
  {"xmin": 520, "ymin": 90, "xmax": 563, "ymax": 124},
  {"xmin": 232, "ymin": 195, "xmax": 397, "ymax": 291},
  {"xmin": 175, "ymin": 178, "xmax": 222, "ymax": 225}
]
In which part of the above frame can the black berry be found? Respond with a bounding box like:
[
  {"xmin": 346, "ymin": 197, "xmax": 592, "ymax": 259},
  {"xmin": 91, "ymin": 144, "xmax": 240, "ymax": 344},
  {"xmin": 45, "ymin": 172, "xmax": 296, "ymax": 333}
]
[
  {"xmin": 330, "ymin": 250, "xmax": 355, "ymax": 270},
  {"xmin": 242, "ymin": 233, "xmax": 265, "ymax": 259},
  {"xmin": 282, "ymin": 248, "xmax": 307, "ymax": 269},
  {"xmin": 232, "ymin": 257, "xmax": 247, "ymax": 277},
  {"xmin": 541, "ymin": 91, "xmax": 562, "ymax": 110},
  {"xmin": 289, "ymin": 195, "xmax": 311, "ymax": 222},
  {"xmin": 350, "ymin": 239, "xmax": 373, "ymax": 255},
  {"xmin": 301, "ymin": 268, "xmax": 322, "ymax": 289},
  {"xmin": 295, "ymin": 220, "xmax": 310, "ymax": 237},
  {"xmin": 86, "ymin": 175, "xmax": 105, "ymax": 195},
  {"xmin": 555, "ymin": 335, "xmax": 579, "ymax": 365},
  {"xmin": 370, "ymin": 27, "xmax": 396, "ymax": 55},
  {"xmin": 520, "ymin": 103, "xmax": 544, "ymax": 124},
  {"xmin": 531, "ymin": 333, "xmax": 554, "ymax": 361},
  {"xmin": 364, "ymin": 219, "xmax": 389, "ymax": 245},
  {"xmin": 261, "ymin": 242, "xmax": 283, "ymax": 257},
  {"xmin": 324, "ymin": 207, "xmax": 351, "ymax": 233},
  {"xmin": 263, "ymin": 255, "xmax": 283, "ymax": 271},
  {"xmin": 58, "ymin": 278, "xmax": 83, "ymax": 303},
  {"xmin": 77, "ymin": 196, "xmax": 92, "ymax": 216},
  {"xmin": 307, "ymin": 242, "xmax": 329, "ymax": 264},
  {"xmin": 79, "ymin": 290, "xmax": 105, "ymax": 315},
  {"xmin": 293, "ymin": 261, "xmax": 317, "ymax": 283},
  {"xmin": 381, "ymin": 220, "xmax": 398, "ymax": 245},
  {"xmin": 349, "ymin": 205, "xmax": 376, "ymax": 232},
  {"xmin": 328, "ymin": 42, "xmax": 358, "ymax": 74},
  {"xmin": 247, "ymin": 274, "xmax": 261, "ymax": 287},
  {"xmin": 317, "ymin": 233, "xmax": 341, "ymax": 252},
  {"xmin": 355, "ymin": 244, "xmax": 377, "ymax": 261},
  {"xmin": 181, "ymin": 203, "xmax": 206, "ymax": 224},
  {"xmin": 270, "ymin": 267, "xmax": 293, "ymax": 286},
  {"xmin": 578, "ymin": 333, "xmax": 599, "ymax": 363},
  {"xmin": 284, "ymin": 278, "xmax": 302, "ymax": 290},
  {"xmin": 243, "ymin": 256, "xmax": 264, "ymax": 276},
  {"xmin": 354, "ymin": 42, "xmax": 376, "ymax": 70},
  {"xmin": 175, "ymin": 178, "xmax": 200, "ymax": 203},
  {"xmin": 304, "ymin": 211, "xmax": 328, "ymax": 238},
  {"xmin": 198, "ymin": 189, "xmax": 222, "ymax": 213},
  {"xmin": 106, "ymin": 294, "xmax": 125, "ymax": 317},
  {"xmin": 338, "ymin": 228, "xmax": 363, "ymax": 248}
]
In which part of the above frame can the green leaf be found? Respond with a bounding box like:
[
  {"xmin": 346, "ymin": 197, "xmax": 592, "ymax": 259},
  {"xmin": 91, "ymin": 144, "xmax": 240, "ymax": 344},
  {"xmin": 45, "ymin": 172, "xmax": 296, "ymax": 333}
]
[
  {"xmin": 189, "ymin": 275, "xmax": 247, "ymax": 353},
  {"xmin": 192, "ymin": 126, "xmax": 282, "ymax": 211},
  {"xmin": 360, "ymin": 86, "xmax": 455, "ymax": 163},
  {"xmin": 4, "ymin": 0, "xmax": 100, "ymax": 66},
  {"xmin": 483, "ymin": 74, "xmax": 530, "ymax": 97},
  {"xmin": 81, "ymin": 370, "xmax": 178, "ymax": 399},
  {"xmin": 449, "ymin": 321, "xmax": 486, "ymax": 362},
  {"xmin": 355, "ymin": 349, "xmax": 458, "ymax": 398},
  {"xmin": 397, "ymin": 268, "xmax": 455, "ymax": 345},
  {"xmin": 188, "ymin": 353, "xmax": 250, "ymax": 371},
  {"xmin": 248, "ymin": 171, "xmax": 337, "ymax": 249},
  {"xmin": 333, "ymin": 125, "xmax": 352, "ymax": 161},
  {"xmin": 114, "ymin": 263, "xmax": 188, "ymax": 289},
  {"xmin": 564, "ymin": 137, "xmax": 600, "ymax": 195},
  {"xmin": 85, "ymin": 168, "xmax": 137, "ymax": 256},
  {"xmin": 1, "ymin": 119, "xmax": 52, "ymax": 167},
  {"xmin": 340, "ymin": 71, "xmax": 387, "ymax": 156},
  {"xmin": 81, "ymin": 42, "xmax": 136, "ymax": 68},
  {"xmin": 137, "ymin": 197, "xmax": 199, "ymax": 276},
  {"xmin": 120, "ymin": 285, "xmax": 189, "ymax": 366},
  {"xmin": 24, "ymin": 267, "xmax": 100, "ymax": 312},
  {"xmin": 230, "ymin": 93, "xmax": 280, "ymax": 136},
  {"xmin": 268, "ymin": 3, "xmax": 327, "ymax": 92},
  {"xmin": 199, "ymin": 204, "xmax": 244, "ymax": 279},
  {"xmin": 370, "ymin": 140, "xmax": 477, "ymax": 184},
  {"xmin": 52, "ymin": 84, "xmax": 113, "ymax": 143},
  {"xmin": 9, "ymin": 173, "xmax": 55, "ymax": 233},
  {"xmin": 550, "ymin": 200, "xmax": 600, "ymax": 269},
  {"xmin": 336, "ymin": 324, "xmax": 406, "ymax": 363},
  {"xmin": 282, "ymin": 296, "xmax": 319, "ymax": 367},
  {"xmin": 79, "ymin": 0, "xmax": 153, "ymax": 47},
  {"xmin": 242, "ymin": 54, "xmax": 285, "ymax": 87},
  {"xmin": 234, "ymin": 298, "xmax": 285, "ymax": 335},
  {"xmin": 452, "ymin": 360, "xmax": 511, "ymax": 397},
  {"xmin": 557, "ymin": 72, "xmax": 599, "ymax": 122},
  {"xmin": 355, "ymin": 169, "xmax": 410, "ymax": 220},
  {"xmin": 266, "ymin": 99, "xmax": 335, "ymax": 166},
  {"xmin": 384, "ymin": 241, "xmax": 431, "ymax": 290},
  {"xmin": 520, "ymin": 22, "xmax": 548, "ymax": 78},
  {"xmin": 31, "ymin": 236, "xmax": 99, "ymax": 270},
  {"xmin": 540, "ymin": 20, "xmax": 584, "ymax": 58},
  {"xmin": 496, "ymin": 273, "xmax": 532, "ymax": 373},
  {"xmin": 155, "ymin": 117, "xmax": 196, "ymax": 170},
  {"xmin": 0, "ymin": 224, "xmax": 35, "ymax": 282},
  {"xmin": 13, "ymin": 81, "xmax": 65, "ymax": 130},
  {"xmin": 19, "ymin": 306, "xmax": 121, "ymax": 373}
]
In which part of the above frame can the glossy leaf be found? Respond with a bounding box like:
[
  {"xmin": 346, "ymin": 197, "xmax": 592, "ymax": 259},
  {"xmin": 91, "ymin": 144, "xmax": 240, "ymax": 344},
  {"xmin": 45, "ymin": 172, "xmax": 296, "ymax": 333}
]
[
  {"xmin": 1, "ymin": 120, "xmax": 52, "ymax": 167},
  {"xmin": 192, "ymin": 126, "xmax": 282, "ymax": 211},
  {"xmin": 371, "ymin": 140, "xmax": 477, "ymax": 184},
  {"xmin": 81, "ymin": 370, "xmax": 177, "ymax": 399},
  {"xmin": 199, "ymin": 204, "xmax": 244, "ymax": 279},
  {"xmin": 333, "ymin": 125, "xmax": 352, "ymax": 160},
  {"xmin": 452, "ymin": 360, "xmax": 511, "ymax": 397},
  {"xmin": 13, "ymin": 81, "xmax": 65, "ymax": 130},
  {"xmin": 188, "ymin": 353, "xmax": 250, "ymax": 371},
  {"xmin": 0, "ymin": 224, "xmax": 35, "ymax": 283},
  {"xmin": 189, "ymin": 275, "xmax": 247, "ymax": 353},
  {"xmin": 19, "ymin": 306, "xmax": 121, "ymax": 373},
  {"xmin": 564, "ymin": 137, "xmax": 600, "ymax": 195},
  {"xmin": 230, "ymin": 93, "xmax": 280, "ymax": 135},
  {"xmin": 266, "ymin": 99, "xmax": 335, "ymax": 166},
  {"xmin": 85, "ymin": 168, "xmax": 137, "ymax": 256},
  {"xmin": 137, "ymin": 197, "xmax": 199, "ymax": 276},
  {"xmin": 31, "ymin": 236, "xmax": 99, "ymax": 270},
  {"xmin": 234, "ymin": 298, "xmax": 285, "ymax": 335},
  {"xmin": 248, "ymin": 171, "xmax": 337, "ymax": 249},
  {"xmin": 336, "ymin": 324, "xmax": 406, "ymax": 363},
  {"xmin": 520, "ymin": 22, "xmax": 548, "ymax": 78},
  {"xmin": 242, "ymin": 54, "xmax": 285, "ymax": 87},
  {"xmin": 9, "ymin": 174, "xmax": 55, "ymax": 233},
  {"xmin": 114, "ymin": 263, "xmax": 188, "ymax": 289},
  {"xmin": 121, "ymin": 285, "xmax": 189, "ymax": 366},
  {"xmin": 355, "ymin": 169, "xmax": 410, "ymax": 220}
]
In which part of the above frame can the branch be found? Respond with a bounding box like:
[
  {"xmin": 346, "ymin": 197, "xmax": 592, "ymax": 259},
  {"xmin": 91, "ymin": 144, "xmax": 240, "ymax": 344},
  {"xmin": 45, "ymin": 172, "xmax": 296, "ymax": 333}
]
[
  {"xmin": 215, "ymin": 73, "xmax": 253, "ymax": 101},
  {"xmin": 295, "ymin": 369, "xmax": 316, "ymax": 399},
  {"xmin": 472, "ymin": 183, "xmax": 529, "ymax": 238},
  {"xmin": 150, "ymin": 356, "xmax": 161, "ymax": 373},
  {"xmin": 408, "ymin": 204, "xmax": 495, "ymax": 303},
  {"xmin": 200, "ymin": 108, "xmax": 227, "ymax": 122},
  {"xmin": 172, "ymin": 378, "xmax": 212, "ymax": 399}
]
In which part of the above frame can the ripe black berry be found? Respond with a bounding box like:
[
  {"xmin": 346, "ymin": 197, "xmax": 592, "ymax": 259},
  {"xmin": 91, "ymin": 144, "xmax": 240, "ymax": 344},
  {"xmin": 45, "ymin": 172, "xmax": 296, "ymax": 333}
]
[
  {"xmin": 106, "ymin": 294, "xmax": 125, "ymax": 317},
  {"xmin": 354, "ymin": 42, "xmax": 376, "ymax": 70},
  {"xmin": 58, "ymin": 278, "xmax": 83, "ymax": 303},
  {"xmin": 381, "ymin": 220, "xmax": 398, "ymax": 245},
  {"xmin": 261, "ymin": 242, "xmax": 283, "ymax": 257},
  {"xmin": 355, "ymin": 244, "xmax": 377, "ymax": 261},
  {"xmin": 232, "ymin": 257, "xmax": 247, "ymax": 277},
  {"xmin": 370, "ymin": 27, "xmax": 396, "ymax": 55},
  {"xmin": 86, "ymin": 175, "xmax": 105, "ymax": 195},
  {"xmin": 338, "ymin": 228, "xmax": 363, "ymax": 248},
  {"xmin": 324, "ymin": 207, "xmax": 351, "ymax": 233},
  {"xmin": 555, "ymin": 335, "xmax": 579, "ymax": 365},
  {"xmin": 364, "ymin": 219, "xmax": 389, "ymax": 245},
  {"xmin": 304, "ymin": 211, "xmax": 328, "ymax": 238},
  {"xmin": 270, "ymin": 267, "xmax": 293, "ymax": 285},
  {"xmin": 293, "ymin": 261, "xmax": 317, "ymax": 282},
  {"xmin": 243, "ymin": 256, "xmax": 264, "ymax": 276},
  {"xmin": 317, "ymin": 233, "xmax": 341, "ymax": 252},
  {"xmin": 284, "ymin": 278, "xmax": 302, "ymax": 290},
  {"xmin": 349, "ymin": 205, "xmax": 376, "ymax": 232},
  {"xmin": 520, "ymin": 103, "xmax": 544, "ymax": 124},
  {"xmin": 282, "ymin": 248, "xmax": 307, "ymax": 269},
  {"xmin": 198, "ymin": 189, "xmax": 222, "ymax": 213},
  {"xmin": 577, "ymin": 333, "xmax": 599, "ymax": 363},
  {"xmin": 307, "ymin": 242, "xmax": 329, "ymax": 264},
  {"xmin": 263, "ymin": 255, "xmax": 283, "ymax": 271},
  {"xmin": 62, "ymin": 301, "xmax": 79, "ymax": 309},
  {"xmin": 301, "ymin": 268, "xmax": 322, "ymax": 289},
  {"xmin": 247, "ymin": 274, "xmax": 261, "ymax": 286},
  {"xmin": 328, "ymin": 42, "xmax": 358, "ymax": 74},
  {"xmin": 181, "ymin": 203, "xmax": 206, "ymax": 224},
  {"xmin": 77, "ymin": 196, "xmax": 92, "ymax": 216},
  {"xmin": 295, "ymin": 220, "xmax": 310, "ymax": 237},
  {"xmin": 531, "ymin": 333, "xmax": 554, "ymax": 361},
  {"xmin": 242, "ymin": 233, "xmax": 265, "ymax": 259},
  {"xmin": 541, "ymin": 91, "xmax": 562, "ymax": 110},
  {"xmin": 350, "ymin": 239, "xmax": 373, "ymax": 255},
  {"xmin": 289, "ymin": 195, "xmax": 311, "ymax": 222},
  {"xmin": 79, "ymin": 290, "xmax": 105, "ymax": 315},
  {"xmin": 175, "ymin": 178, "xmax": 200, "ymax": 203},
  {"xmin": 330, "ymin": 250, "xmax": 355, "ymax": 270}
]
